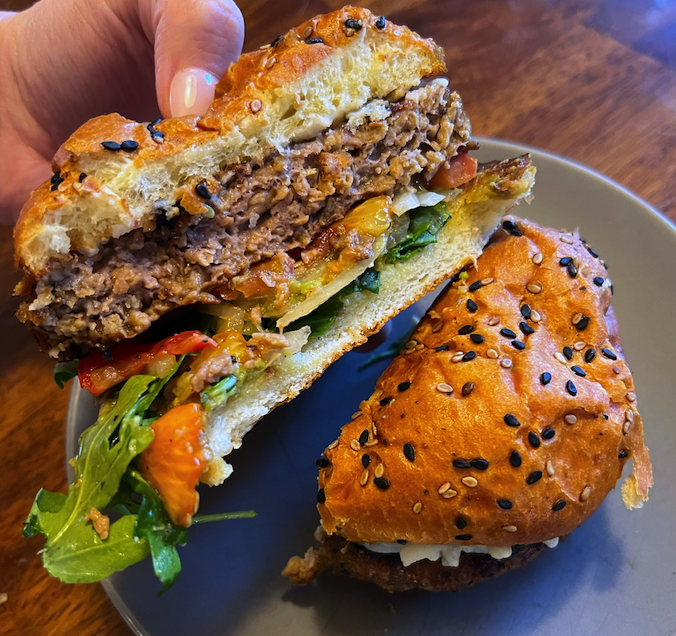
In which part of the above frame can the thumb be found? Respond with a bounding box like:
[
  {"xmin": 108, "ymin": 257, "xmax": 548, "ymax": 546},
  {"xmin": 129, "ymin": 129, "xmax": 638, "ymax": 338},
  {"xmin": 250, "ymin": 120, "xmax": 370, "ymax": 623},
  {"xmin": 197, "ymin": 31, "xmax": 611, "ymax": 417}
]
[{"xmin": 141, "ymin": 0, "xmax": 244, "ymax": 118}]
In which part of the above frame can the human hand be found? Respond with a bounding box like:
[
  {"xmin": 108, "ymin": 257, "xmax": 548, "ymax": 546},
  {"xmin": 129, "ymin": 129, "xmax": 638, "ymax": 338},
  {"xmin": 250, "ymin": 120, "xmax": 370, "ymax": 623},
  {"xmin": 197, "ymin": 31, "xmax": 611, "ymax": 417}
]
[{"xmin": 0, "ymin": 0, "xmax": 244, "ymax": 224}]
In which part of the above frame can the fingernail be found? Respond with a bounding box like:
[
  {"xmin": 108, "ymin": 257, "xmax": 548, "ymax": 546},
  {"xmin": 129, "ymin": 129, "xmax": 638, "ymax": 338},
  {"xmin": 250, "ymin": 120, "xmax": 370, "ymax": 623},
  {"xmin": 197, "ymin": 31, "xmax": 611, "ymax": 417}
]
[{"xmin": 169, "ymin": 68, "xmax": 216, "ymax": 117}]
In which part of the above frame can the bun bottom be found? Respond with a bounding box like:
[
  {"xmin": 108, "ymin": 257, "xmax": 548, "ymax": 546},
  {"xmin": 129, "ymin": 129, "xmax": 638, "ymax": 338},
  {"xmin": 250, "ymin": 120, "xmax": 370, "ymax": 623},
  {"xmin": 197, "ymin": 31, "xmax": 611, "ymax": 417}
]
[{"xmin": 283, "ymin": 533, "xmax": 549, "ymax": 593}]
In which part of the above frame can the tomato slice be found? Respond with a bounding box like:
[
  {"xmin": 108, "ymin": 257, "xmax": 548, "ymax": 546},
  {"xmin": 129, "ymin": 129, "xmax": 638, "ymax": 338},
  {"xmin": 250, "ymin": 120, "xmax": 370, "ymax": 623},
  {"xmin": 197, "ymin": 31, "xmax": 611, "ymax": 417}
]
[
  {"xmin": 139, "ymin": 402, "xmax": 204, "ymax": 527},
  {"xmin": 426, "ymin": 153, "xmax": 478, "ymax": 189},
  {"xmin": 78, "ymin": 331, "xmax": 217, "ymax": 396}
]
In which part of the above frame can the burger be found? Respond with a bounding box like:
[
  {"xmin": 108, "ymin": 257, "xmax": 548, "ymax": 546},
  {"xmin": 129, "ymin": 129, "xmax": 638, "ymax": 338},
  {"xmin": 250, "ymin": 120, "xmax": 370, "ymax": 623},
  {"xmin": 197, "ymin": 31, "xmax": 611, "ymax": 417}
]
[
  {"xmin": 284, "ymin": 216, "xmax": 653, "ymax": 592},
  {"xmin": 17, "ymin": 7, "xmax": 534, "ymax": 588}
]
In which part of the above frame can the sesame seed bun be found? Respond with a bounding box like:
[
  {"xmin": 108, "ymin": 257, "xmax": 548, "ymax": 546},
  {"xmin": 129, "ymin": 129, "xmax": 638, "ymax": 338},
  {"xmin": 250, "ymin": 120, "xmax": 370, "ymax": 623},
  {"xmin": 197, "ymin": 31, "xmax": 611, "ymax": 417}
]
[{"xmin": 284, "ymin": 216, "xmax": 653, "ymax": 590}]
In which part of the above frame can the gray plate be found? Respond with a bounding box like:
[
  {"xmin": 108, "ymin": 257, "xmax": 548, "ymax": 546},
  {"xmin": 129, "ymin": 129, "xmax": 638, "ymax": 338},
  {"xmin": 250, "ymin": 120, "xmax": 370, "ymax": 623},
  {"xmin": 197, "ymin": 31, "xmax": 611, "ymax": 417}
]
[{"xmin": 67, "ymin": 139, "xmax": 676, "ymax": 636}]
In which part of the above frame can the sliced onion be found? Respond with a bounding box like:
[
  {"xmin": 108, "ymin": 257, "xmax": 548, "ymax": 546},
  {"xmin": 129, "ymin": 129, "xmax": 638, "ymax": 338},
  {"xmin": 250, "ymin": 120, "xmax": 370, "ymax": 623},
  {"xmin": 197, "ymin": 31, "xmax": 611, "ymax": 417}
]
[{"xmin": 391, "ymin": 189, "xmax": 446, "ymax": 216}]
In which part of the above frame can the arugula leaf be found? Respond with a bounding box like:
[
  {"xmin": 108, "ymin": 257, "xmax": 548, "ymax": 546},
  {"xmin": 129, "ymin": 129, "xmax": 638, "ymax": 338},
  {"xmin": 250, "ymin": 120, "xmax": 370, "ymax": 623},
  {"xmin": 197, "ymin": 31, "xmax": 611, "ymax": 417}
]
[
  {"xmin": 128, "ymin": 470, "xmax": 188, "ymax": 594},
  {"xmin": 53, "ymin": 360, "xmax": 79, "ymax": 389},
  {"xmin": 201, "ymin": 374, "xmax": 237, "ymax": 410},
  {"xmin": 386, "ymin": 202, "xmax": 451, "ymax": 261}
]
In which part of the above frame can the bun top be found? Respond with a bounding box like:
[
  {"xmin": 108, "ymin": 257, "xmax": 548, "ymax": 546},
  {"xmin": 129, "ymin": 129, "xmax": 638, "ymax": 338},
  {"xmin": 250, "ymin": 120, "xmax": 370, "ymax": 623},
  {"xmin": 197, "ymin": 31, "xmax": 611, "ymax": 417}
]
[
  {"xmin": 318, "ymin": 217, "xmax": 653, "ymax": 547},
  {"xmin": 14, "ymin": 6, "xmax": 445, "ymax": 279}
]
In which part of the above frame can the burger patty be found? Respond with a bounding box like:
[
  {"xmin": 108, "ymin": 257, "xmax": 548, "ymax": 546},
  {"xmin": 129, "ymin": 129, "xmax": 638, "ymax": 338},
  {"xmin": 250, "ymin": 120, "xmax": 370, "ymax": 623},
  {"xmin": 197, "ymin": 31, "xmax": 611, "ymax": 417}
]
[
  {"xmin": 19, "ymin": 80, "xmax": 471, "ymax": 358},
  {"xmin": 283, "ymin": 533, "xmax": 548, "ymax": 593}
]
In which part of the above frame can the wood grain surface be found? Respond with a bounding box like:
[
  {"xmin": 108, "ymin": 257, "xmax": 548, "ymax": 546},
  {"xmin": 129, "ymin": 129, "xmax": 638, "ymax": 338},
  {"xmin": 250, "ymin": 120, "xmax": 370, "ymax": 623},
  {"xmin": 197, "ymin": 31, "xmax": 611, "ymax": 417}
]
[{"xmin": 1, "ymin": 1, "xmax": 675, "ymax": 634}]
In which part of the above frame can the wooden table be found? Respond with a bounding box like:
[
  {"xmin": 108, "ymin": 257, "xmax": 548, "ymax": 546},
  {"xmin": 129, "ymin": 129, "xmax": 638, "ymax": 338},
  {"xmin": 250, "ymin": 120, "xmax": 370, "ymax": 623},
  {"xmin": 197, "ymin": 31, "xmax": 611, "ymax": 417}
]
[{"xmin": 1, "ymin": 0, "xmax": 675, "ymax": 634}]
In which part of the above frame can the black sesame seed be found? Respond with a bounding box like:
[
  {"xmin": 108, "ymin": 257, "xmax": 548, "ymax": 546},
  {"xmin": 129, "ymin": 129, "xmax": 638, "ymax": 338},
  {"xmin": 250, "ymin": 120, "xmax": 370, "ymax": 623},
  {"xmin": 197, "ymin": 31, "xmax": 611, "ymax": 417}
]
[
  {"xmin": 566, "ymin": 380, "xmax": 578, "ymax": 396},
  {"xmin": 102, "ymin": 349, "xmax": 114, "ymax": 362},
  {"xmin": 271, "ymin": 34, "xmax": 283, "ymax": 47},
  {"xmin": 504, "ymin": 413, "xmax": 520, "ymax": 427},
  {"xmin": 120, "ymin": 139, "xmax": 139, "ymax": 151},
  {"xmin": 502, "ymin": 219, "xmax": 523, "ymax": 236},
  {"xmin": 470, "ymin": 333, "xmax": 484, "ymax": 344},
  {"xmin": 520, "ymin": 304, "xmax": 532, "ymax": 319},
  {"xmin": 526, "ymin": 470, "xmax": 543, "ymax": 484},
  {"xmin": 510, "ymin": 450, "xmax": 522, "ymax": 467},
  {"xmin": 603, "ymin": 413, "xmax": 609, "ymax": 420},
  {"xmin": 454, "ymin": 534, "xmax": 473, "ymax": 541},
  {"xmin": 345, "ymin": 17, "xmax": 362, "ymax": 30},
  {"xmin": 358, "ymin": 429, "xmax": 369, "ymax": 446},
  {"xmin": 463, "ymin": 351, "xmax": 477, "ymax": 361},
  {"xmin": 398, "ymin": 381, "xmax": 411, "ymax": 392},
  {"xmin": 500, "ymin": 328, "xmax": 517, "ymax": 339},
  {"xmin": 469, "ymin": 280, "xmax": 483, "ymax": 292},
  {"xmin": 305, "ymin": 37, "xmax": 323, "ymax": 44},
  {"xmin": 593, "ymin": 277, "xmax": 605, "ymax": 287},
  {"xmin": 470, "ymin": 458, "xmax": 489, "ymax": 470},
  {"xmin": 575, "ymin": 315, "xmax": 590, "ymax": 331},
  {"xmin": 585, "ymin": 349, "xmax": 596, "ymax": 363},
  {"xmin": 317, "ymin": 488, "xmax": 326, "ymax": 503},
  {"xmin": 540, "ymin": 372, "xmax": 552, "ymax": 385},
  {"xmin": 435, "ymin": 345, "xmax": 450, "ymax": 352},
  {"xmin": 497, "ymin": 499, "xmax": 513, "ymax": 510},
  {"xmin": 403, "ymin": 443, "xmax": 415, "ymax": 462},
  {"xmin": 559, "ymin": 257, "xmax": 573, "ymax": 266},
  {"xmin": 619, "ymin": 449, "xmax": 628, "ymax": 459},
  {"xmin": 195, "ymin": 181, "xmax": 211, "ymax": 199},
  {"xmin": 375, "ymin": 15, "xmax": 386, "ymax": 29},
  {"xmin": 397, "ymin": 539, "xmax": 407, "ymax": 545},
  {"xmin": 563, "ymin": 346, "xmax": 573, "ymax": 360},
  {"xmin": 374, "ymin": 477, "xmax": 390, "ymax": 490},
  {"xmin": 529, "ymin": 431, "xmax": 541, "ymax": 448},
  {"xmin": 78, "ymin": 172, "xmax": 87, "ymax": 182},
  {"xmin": 586, "ymin": 245, "xmax": 599, "ymax": 258},
  {"xmin": 461, "ymin": 382, "xmax": 475, "ymax": 397},
  {"xmin": 512, "ymin": 340, "xmax": 526, "ymax": 351},
  {"xmin": 519, "ymin": 321, "xmax": 535, "ymax": 335},
  {"xmin": 455, "ymin": 516, "xmax": 467, "ymax": 530},
  {"xmin": 552, "ymin": 499, "xmax": 567, "ymax": 512},
  {"xmin": 362, "ymin": 454, "xmax": 370, "ymax": 468},
  {"xmin": 610, "ymin": 283, "xmax": 614, "ymax": 294},
  {"xmin": 101, "ymin": 141, "xmax": 121, "ymax": 151},
  {"xmin": 571, "ymin": 365, "xmax": 586, "ymax": 377},
  {"xmin": 567, "ymin": 261, "xmax": 578, "ymax": 278},
  {"xmin": 542, "ymin": 427, "xmax": 556, "ymax": 439},
  {"xmin": 458, "ymin": 324, "xmax": 474, "ymax": 335},
  {"xmin": 453, "ymin": 459, "xmax": 472, "ymax": 469},
  {"xmin": 379, "ymin": 397, "xmax": 393, "ymax": 407},
  {"xmin": 316, "ymin": 456, "xmax": 331, "ymax": 468},
  {"xmin": 467, "ymin": 299, "xmax": 478, "ymax": 312},
  {"xmin": 602, "ymin": 348, "xmax": 617, "ymax": 360},
  {"xmin": 50, "ymin": 171, "xmax": 61, "ymax": 185}
]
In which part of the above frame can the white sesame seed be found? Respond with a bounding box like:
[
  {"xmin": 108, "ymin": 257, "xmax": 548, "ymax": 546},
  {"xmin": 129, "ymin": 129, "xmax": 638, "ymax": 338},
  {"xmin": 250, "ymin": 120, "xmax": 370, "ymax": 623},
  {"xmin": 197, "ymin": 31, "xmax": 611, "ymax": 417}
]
[
  {"xmin": 580, "ymin": 485, "xmax": 592, "ymax": 502},
  {"xmin": 487, "ymin": 316, "xmax": 500, "ymax": 326},
  {"xmin": 431, "ymin": 319, "xmax": 443, "ymax": 333},
  {"xmin": 428, "ymin": 310, "xmax": 441, "ymax": 320},
  {"xmin": 360, "ymin": 469, "xmax": 369, "ymax": 486},
  {"xmin": 503, "ymin": 525, "xmax": 518, "ymax": 532},
  {"xmin": 560, "ymin": 235, "xmax": 575, "ymax": 244},
  {"xmin": 250, "ymin": 99, "xmax": 263, "ymax": 113},
  {"xmin": 623, "ymin": 420, "xmax": 632, "ymax": 435},
  {"xmin": 452, "ymin": 352, "xmax": 465, "ymax": 362},
  {"xmin": 438, "ymin": 482, "xmax": 451, "ymax": 494},
  {"xmin": 554, "ymin": 352, "xmax": 567, "ymax": 364},
  {"xmin": 481, "ymin": 277, "xmax": 494, "ymax": 286},
  {"xmin": 350, "ymin": 439, "xmax": 361, "ymax": 452},
  {"xmin": 462, "ymin": 476, "xmax": 478, "ymax": 487},
  {"xmin": 415, "ymin": 343, "xmax": 425, "ymax": 351},
  {"xmin": 574, "ymin": 341, "xmax": 586, "ymax": 351},
  {"xmin": 364, "ymin": 439, "xmax": 379, "ymax": 448},
  {"xmin": 530, "ymin": 309, "xmax": 542, "ymax": 322},
  {"xmin": 442, "ymin": 489, "xmax": 458, "ymax": 499},
  {"xmin": 572, "ymin": 312, "xmax": 583, "ymax": 325},
  {"xmin": 302, "ymin": 25, "xmax": 313, "ymax": 38},
  {"xmin": 371, "ymin": 422, "xmax": 378, "ymax": 437},
  {"xmin": 264, "ymin": 56, "xmax": 277, "ymax": 69},
  {"xmin": 351, "ymin": 411, "xmax": 362, "ymax": 420},
  {"xmin": 626, "ymin": 409, "xmax": 635, "ymax": 423},
  {"xmin": 486, "ymin": 348, "xmax": 499, "ymax": 359},
  {"xmin": 565, "ymin": 413, "xmax": 578, "ymax": 424},
  {"xmin": 546, "ymin": 460, "xmax": 555, "ymax": 476},
  {"xmin": 436, "ymin": 382, "xmax": 454, "ymax": 394},
  {"xmin": 374, "ymin": 464, "xmax": 385, "ymax": 478},
  {"xmin": 327, "ymin": 440, "xmax": 339, "ymax": 450},
  {"xmin": 412, "ymin": 501, "xmax": 423, "ymax": 514},
  {"xmin": 527, "ymin": 282, "xmax": 543, "ymax": 294},
  {"xmin": 500, "ymin": 358, "xmax": 513, "ymax": 368},
  {"xmin": 532, "ymin": 252, "xmax": 543, "ymax": 265},
  {"xmin": 626, "ymin": 392, "xmax": 637, "ymax": 402}
]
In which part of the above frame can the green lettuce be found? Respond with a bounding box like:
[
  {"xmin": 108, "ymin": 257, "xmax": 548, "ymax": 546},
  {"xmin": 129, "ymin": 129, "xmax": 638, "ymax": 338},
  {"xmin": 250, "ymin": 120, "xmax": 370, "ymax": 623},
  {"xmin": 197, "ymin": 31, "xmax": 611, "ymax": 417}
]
[{"xmin": 385, "ymin": 202, "xmax": 451, "ymax": 261}]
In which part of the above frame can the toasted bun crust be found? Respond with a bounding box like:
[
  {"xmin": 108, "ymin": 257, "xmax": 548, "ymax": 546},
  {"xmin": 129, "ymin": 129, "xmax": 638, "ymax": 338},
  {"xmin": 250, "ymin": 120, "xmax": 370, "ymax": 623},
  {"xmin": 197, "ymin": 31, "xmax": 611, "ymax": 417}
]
[
  {"xmin": 200, "ymin": 158, "xmax": 536, "ymax": 485},
  {"xmin": 14, "ymin": 7, "xmax": 445, "ymax": 279},
  {"xmin": 283, "ymin": 532, "xmax": 548, "ymax": 593},
  {"xmin": 317, "ymin": 217, "xmax": 653, "ymax": 547}
]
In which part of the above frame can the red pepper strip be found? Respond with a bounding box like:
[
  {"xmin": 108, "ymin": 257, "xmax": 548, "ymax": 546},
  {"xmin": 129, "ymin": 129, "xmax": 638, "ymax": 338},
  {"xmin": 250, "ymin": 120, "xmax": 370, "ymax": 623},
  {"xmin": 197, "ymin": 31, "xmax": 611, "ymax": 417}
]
[
  {"xmin": 426, "ymin": 152, "xmax": 478, "ymax": 190},
  {"xmin": 78, "ymin": 331, "xmax": 217, "ymax": 396}
]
